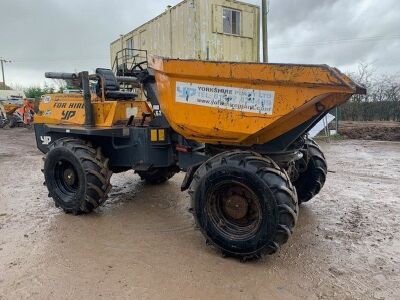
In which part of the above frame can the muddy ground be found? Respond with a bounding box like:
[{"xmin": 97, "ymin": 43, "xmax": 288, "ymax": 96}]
[{"xmin": 0, "ymin": 128, "xmax": 399, "ymax": 300}]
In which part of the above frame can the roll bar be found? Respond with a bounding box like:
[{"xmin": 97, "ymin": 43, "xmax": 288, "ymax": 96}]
[{"xmin": 45, "ymin": 72, "xmax": 139, "ymax": 84}]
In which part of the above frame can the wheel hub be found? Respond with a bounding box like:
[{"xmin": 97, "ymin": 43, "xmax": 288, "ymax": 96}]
[
  {"xmin": 63, "ymin": 168, "xmax": 76, "ymax": 186},
  {"xmin": 206, "ymin": 181, "xmax": 262, "ymax": 240},
  {"xmin": 222, "ymin": 194, "xmax": 249, "ymax": 220}
]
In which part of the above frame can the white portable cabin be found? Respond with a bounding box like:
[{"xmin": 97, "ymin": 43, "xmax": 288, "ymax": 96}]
[{"xmin": 110, "ymin": 0, "xmax": 260, "ymax": 67}]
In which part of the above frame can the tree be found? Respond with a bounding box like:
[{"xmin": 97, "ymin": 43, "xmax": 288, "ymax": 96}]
[
  {"xmin": 24, "ymin": 86, "xmax": 55, "ymax": 99},
  {"xmin": 341, "ymin": 63, "xmax": 400, "ymax": 122}
]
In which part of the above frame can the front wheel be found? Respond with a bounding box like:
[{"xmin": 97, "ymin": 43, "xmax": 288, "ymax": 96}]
[
  {"xmin": 189, "ymin": 151, "xmax": 298, "ymax": 260},
  {"xmin": 43, "ymin": 138, "xmax": 112, "ymax": 214}
]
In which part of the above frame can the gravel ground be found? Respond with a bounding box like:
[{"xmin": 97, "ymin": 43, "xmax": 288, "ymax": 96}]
[{"xmin": 0, "ymin": 128, "xmax": 399, "ymax": 299}]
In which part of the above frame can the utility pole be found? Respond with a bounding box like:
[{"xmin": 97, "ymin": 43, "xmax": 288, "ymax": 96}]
[
  {"xmin": 261, "ymin": 0, "xmax": 269, "ymax": 63},
  {"xmin": 0, "ymin": 58, "xmax": 11, "ymax": 89}
]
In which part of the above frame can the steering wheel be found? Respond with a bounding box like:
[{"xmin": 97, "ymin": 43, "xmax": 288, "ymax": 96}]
[{"xmin": 131, "ymin": 61, "xmax": 148, "ymax": 73}]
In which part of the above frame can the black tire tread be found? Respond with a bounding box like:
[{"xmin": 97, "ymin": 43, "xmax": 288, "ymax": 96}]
[
  {"xmin": 294, "ymin": 138, "xmax": 327, "ymax": 204},
  {"xmin": 8, "ymin": 116, "xmax": 18, "ymax": 128},
  {"xmin": 189, "ymin": 151, "xmax": 298, "ymax": 260},
  {"xmin": 45, "ymin": 138, "xmax": 112, "ymax": 214}
]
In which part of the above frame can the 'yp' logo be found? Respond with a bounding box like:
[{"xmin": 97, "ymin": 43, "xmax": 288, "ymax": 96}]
[
  {"xmin": 40, "ymin": 136, "xmax": 52, "ymax": 145},
  {"xmin": 176, "ymin": 86, "xmax": 197, "ymax": 101},
  {"xmin": 61, "ymin": 110, "xmax": 76, "ymax": 120}
]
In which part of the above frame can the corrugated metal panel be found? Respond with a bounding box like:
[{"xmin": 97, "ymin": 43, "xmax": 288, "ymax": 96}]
[{"xmin": 110, "ymin": 0, "xmax": 259, "ymax": 67}]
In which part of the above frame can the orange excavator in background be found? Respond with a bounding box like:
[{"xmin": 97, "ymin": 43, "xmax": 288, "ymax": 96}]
[{"xmin": 0, "ymin": 98, "xmax": 35, "ymax": 128}]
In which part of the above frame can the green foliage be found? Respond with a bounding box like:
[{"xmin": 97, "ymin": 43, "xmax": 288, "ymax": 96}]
[
  {"xmin": 24, "ymin": 86, "xmax": 55, "ymax": 99},
  {"xmin": 341, "ymin": 101, "xmax": 400, "ymax": 122}
]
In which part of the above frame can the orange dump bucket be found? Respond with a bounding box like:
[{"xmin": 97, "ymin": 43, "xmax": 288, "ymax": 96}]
[{"xmin": 149, "ymin": 57, "xmax": 365, "ymax": 146}]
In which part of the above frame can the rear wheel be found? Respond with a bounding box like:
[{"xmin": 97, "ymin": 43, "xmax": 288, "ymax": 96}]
[
  {"xmin": 293, "ymin": 137, "xmax": 327, "ymax": 204},
  {"xmin": 189, "ymin": 151, "xmax": 298, "ymax": 260},
  {"xmin": 137, "ymin": 167, "xmax": 178, "ymax": 184},
  {"xmin": 43, "ymin": 138, "xmax": 112, "ymax": 214}
]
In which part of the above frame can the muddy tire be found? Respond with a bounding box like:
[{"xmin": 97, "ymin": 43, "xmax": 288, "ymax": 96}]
[
  {"xmin": 137, "ymin": 167, "xmax": 177, "ymax": 184},
  {"xmin": 8, "ymin": 116, "xmax": 18, "ymax": 128},
  {"xmin": 293, "ymin": 138, "xmax": 327, "ymax": 204},
  {"xmin": 0, "ymin": 118, "xmax": 8, "ymax": 128},
  {"xmin": 43, "ymin": 138, "xmax": 112, "ymax": 214},
  {"xmin": 189, "ymin": 151, "xmax": 298, "ymax": 260}
]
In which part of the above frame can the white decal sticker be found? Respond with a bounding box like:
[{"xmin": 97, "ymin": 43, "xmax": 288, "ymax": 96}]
[
  {"xmin": 42, "ymin": 95, "xmax": 51, "ymax": 103},
  {"xmin": 40, "ymin": 136, "xmax": 52, "ymax": 145},
  {"xmin": 152, "ymin": 105, "xmax": 162, "ymax": 117},
  {"xmin": 126, "ymin": 107, "xmax": 138, "ymax": 119},
  {"xmin": 176, "ymin": 82, "xmax": 275, "ymax": 114}
]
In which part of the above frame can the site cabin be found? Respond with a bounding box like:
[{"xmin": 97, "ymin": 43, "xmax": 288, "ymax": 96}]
[{"xmin": 110, "ymin": 0, "xmax": 260, "ymax": 68}]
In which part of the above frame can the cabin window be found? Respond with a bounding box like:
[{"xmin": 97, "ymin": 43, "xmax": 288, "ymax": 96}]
[
  {"xmin": 126, "ymin": 38, "xmax": 134, "ymax": 57},
  {"xmin": 223, "ymin": 8, "xmax": 241, "ymax": 35}
]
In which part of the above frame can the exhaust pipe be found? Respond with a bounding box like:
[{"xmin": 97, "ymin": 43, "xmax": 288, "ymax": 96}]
[{"xmin": 80, "ymin": 71, "xmax": 94, "ymax": 127}]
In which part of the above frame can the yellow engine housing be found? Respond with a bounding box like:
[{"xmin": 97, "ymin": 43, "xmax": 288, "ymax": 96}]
[{"xmin": 35, "ymin": 93, "xmax": 152, "ymax": 127}]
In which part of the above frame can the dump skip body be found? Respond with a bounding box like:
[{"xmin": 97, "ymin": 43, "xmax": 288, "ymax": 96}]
[{"xmin": 149, "ymin": 57, "xmax": 365, "ymax": 146}]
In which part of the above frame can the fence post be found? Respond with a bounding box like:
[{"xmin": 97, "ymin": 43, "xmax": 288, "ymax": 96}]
[{"xmin": 336, "ymin": 107, "xmax": 340, "ymax": 135}]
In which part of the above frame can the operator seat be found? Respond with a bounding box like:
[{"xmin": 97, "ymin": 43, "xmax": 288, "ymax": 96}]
[{"xmin": 95, "ymin": 68, "xmax": 137, "ymax": 100}]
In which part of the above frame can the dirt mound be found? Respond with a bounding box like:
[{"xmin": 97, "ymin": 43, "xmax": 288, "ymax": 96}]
[{"xmin": 339, "ymin": 121, "xmax": 400, "ymax": 141}]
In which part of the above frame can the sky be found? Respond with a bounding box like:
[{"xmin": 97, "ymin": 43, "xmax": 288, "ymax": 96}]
[{"xmin": 0, "ymin": 0, "xmax": 399, "ymax": 87}]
